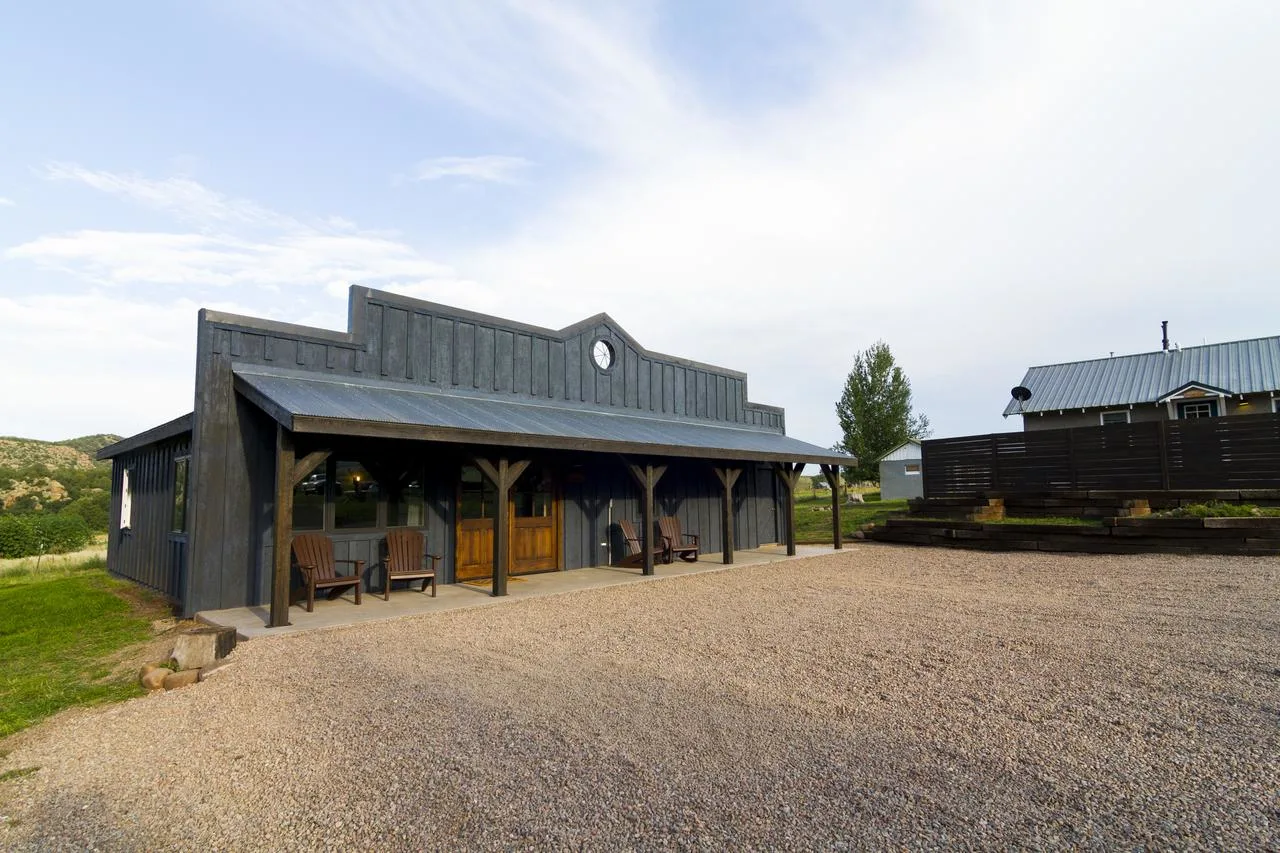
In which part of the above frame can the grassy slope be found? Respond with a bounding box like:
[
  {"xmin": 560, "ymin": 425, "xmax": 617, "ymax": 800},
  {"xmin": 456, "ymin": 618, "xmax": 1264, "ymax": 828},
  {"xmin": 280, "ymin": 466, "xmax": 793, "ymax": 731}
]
[{"xmin": 0, "ymin": 565, "xmax": 165, "ymax": 738}]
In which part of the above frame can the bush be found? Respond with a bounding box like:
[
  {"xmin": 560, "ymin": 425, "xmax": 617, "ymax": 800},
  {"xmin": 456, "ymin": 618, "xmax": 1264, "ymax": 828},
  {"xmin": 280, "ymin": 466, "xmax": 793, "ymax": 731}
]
[
  {"xmin": 0, "ymin": 516, "xmax": 39, "ymax": 559},
  {"xmin": 0, "ymin": 514, "xmax": 93, "ymax": 558},
  {"xmin": 60, "ymin": 492, "xmax": 110, "ymax": 531}
]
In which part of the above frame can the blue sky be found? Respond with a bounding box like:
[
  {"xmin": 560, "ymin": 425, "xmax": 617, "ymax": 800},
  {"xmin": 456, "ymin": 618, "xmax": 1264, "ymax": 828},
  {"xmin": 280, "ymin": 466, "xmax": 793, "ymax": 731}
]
[{"xmin": 3, "ymin": 1, "xmax": 1279, "ymax": 448}]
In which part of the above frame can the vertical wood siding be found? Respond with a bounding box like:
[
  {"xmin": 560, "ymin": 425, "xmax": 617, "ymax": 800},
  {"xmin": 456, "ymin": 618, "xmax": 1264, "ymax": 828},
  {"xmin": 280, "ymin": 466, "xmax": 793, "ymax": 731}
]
[
  {"xmin": 106, "ymin": 433, "xmax": 191, "ymax": 602},
  {"xmin": 208, "ymin": 292, "xmax": 786, "ymax": 432}
]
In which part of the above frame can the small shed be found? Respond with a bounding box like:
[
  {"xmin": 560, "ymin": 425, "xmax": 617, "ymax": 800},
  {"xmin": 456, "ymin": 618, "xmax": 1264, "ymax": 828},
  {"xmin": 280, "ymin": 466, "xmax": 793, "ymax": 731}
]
[{"xmin": 877, "ymin": 440, "xmax": 923, "ymax": 500}]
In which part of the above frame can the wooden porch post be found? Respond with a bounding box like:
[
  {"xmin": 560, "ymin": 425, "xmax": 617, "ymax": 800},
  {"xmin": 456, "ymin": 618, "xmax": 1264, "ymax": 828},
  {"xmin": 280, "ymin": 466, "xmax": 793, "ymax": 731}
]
[
  {"xmin": 622, "ymin": 458, "xmax": 667, "ymax": 576},
  {"xmin": 474, "ymin": 456, "xmax": 530, "ymax": 597},
  {"xmin": 712, "ymin": 466, "xmax": 741, "ymax": 564},
  {"xmin": 270, "ymin": 436, "xmax": 330, "ymax": 628},
  {"xmin": 270, "ymin": 425, "xmax": 295, "ymax": 628},
  {"xmin": 774, "ymin": 462, "xmax": 804, "ymax": 556},
  {"xmin": 820, "ymin": 464, "xmax": 842, "ymax": 550}
]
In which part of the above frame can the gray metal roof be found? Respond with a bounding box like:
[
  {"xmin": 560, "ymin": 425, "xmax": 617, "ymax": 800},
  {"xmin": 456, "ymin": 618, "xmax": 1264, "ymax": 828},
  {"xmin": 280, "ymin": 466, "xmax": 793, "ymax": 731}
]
[
  {"xmin": 1004, "ymin": 335, "xmax": 1280, "ymax": 416},
  {"xmin": 234, "ymin": 365, "xmax": 848, "ymax": 465},
  {"xmin": 97, "ymin": 413, "xmax": 193, "ymax": 460}
]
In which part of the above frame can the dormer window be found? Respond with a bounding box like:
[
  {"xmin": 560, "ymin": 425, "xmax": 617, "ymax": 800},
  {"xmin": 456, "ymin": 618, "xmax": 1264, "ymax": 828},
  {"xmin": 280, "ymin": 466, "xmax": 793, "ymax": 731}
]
[{"xmin": 1178, "ymin": 400, "xmax": 1218, "ymax": 419}]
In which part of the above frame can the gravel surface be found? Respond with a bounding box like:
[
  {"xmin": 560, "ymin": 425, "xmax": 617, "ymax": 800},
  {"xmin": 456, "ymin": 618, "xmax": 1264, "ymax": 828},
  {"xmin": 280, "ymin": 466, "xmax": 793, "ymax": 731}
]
[{"xmin": 2, "ymin": 546, "xmax": 1277, "ymax": 850}]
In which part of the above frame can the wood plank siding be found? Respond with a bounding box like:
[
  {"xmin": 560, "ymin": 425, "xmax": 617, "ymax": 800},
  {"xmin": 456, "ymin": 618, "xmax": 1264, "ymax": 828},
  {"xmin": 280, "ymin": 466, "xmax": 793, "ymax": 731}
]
[{"xmin": 106, "ymin": 431, "xmax": 191, "ymax": 602}]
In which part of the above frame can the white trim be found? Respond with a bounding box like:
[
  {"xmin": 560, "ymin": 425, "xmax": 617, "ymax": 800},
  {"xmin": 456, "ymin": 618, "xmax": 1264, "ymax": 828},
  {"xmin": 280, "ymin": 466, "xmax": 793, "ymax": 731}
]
[
  {"xmin": 120, "ymin": 468, "xmax": 133, "ymax": 530},
  {"xmin": 1099, "ymin": 410, "xmax": 1130, "ymax": 425}
]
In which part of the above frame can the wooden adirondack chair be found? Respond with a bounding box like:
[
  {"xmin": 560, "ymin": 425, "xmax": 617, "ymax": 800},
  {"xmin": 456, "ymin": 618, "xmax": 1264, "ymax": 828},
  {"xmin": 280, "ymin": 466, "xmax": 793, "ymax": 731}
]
[
  {"xmin": 616, "ymin": 519, "xmax": 666, "ymax": 567},
  {"xmin": 291, "ymin": 533, "xmax": 364, "ymax": 612},
  {"xmin": 384, "ymin": 529, "xmax": 439, "ymax": 600},
  {"xmin": 657, "ymin": 516, "xmax": 700, "ymax": 563}
]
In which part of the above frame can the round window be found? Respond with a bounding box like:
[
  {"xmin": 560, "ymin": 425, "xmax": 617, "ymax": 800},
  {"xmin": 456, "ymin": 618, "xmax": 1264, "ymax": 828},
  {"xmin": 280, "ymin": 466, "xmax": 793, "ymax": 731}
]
[{"xmin": 592, "ymin": 339, "xmax": 616, "ymax": 371}]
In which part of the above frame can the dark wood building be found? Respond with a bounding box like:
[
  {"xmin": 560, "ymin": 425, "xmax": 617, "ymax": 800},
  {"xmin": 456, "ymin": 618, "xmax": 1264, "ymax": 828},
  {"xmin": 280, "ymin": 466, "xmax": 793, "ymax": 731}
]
[{"xmin": 98, "ymin": 288, "xmax": 848, "ymax": 624}]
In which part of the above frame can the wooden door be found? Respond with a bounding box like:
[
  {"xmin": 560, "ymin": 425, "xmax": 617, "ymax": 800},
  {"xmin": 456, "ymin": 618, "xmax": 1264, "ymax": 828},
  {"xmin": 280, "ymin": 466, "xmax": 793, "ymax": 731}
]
[
  {"xmin": 455, "ymin": 464, "xmax": 561, "ymax": 580},
  {"xmin": 510, "ymin": 466, "xmax": 559, "ymax": 575},
  {"xmin": 455, "ymin": 465, "xmax": 496, "ymax": 581}
]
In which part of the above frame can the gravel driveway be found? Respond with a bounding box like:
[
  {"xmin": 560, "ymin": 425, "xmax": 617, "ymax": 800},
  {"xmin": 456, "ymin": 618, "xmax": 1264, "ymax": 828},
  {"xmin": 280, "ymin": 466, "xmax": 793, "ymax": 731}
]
[{"xmin": 2, "ymin": 546, "xmax": 1277, "ymax": 850}]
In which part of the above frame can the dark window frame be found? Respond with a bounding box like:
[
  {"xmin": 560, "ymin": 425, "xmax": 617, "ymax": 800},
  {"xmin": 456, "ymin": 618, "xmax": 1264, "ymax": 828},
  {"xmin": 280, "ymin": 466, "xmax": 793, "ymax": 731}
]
[{"xmin": 171, "ymin": 456, "xmax": 190, "ymax": 534}]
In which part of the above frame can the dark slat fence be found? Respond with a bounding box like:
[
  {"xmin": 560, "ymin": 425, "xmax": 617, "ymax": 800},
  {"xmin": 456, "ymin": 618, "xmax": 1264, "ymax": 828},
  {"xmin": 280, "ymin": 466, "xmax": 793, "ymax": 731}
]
[{"xmin": 923, "ymin": 413, "xmax": 1280, "ymax": 497}]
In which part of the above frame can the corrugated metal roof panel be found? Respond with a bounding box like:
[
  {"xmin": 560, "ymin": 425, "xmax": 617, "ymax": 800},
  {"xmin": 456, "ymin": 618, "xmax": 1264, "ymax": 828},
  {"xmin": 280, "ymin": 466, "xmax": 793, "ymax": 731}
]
[
  {"xmin": 234, "ymin": 366, "xmax": 849, "ymax": 464},
  {"xmin": 1004, "ymin": 335, "xmax": 1280, "ymax": 416},
  {"xmin": 876, "ymin": 440, "xmax": 922, "ymax": 462}
]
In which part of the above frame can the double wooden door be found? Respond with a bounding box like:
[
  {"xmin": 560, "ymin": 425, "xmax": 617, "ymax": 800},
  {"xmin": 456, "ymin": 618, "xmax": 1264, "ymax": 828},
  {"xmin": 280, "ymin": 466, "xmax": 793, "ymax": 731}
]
[{"xmin": 455, "ymin": 465, "xmax": 559, "ymax": 581}]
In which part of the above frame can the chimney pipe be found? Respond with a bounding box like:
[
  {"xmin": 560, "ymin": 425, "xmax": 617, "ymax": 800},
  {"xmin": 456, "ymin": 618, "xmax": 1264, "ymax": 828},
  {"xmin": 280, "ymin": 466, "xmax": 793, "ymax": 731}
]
[{"xmin": 1161, "ymin": 320, "xmax": 1169, "ymax": 351}]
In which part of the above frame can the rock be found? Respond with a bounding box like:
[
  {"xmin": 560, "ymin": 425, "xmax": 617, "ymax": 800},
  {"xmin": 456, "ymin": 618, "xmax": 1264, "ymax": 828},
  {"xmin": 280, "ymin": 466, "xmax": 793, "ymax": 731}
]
[
  {"xmin": 162, "ymin": 669, "xmax": 200, "ymax": 690},
  {"xmin": 171, "ymin": 627, "xmax": 238, "ymax": 670},
  {"xmin": 140, "ymin": 667, "xmax": 168, "ymax": 690}
]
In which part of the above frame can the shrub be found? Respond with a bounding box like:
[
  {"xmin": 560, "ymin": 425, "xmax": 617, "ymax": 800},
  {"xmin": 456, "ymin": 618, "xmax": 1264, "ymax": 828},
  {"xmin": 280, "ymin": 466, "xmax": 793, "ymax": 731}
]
[
  {"xmin": 39, "ymin": 514, "xmax": 92, "ymax": 554},
  {"xmin": 0, "ymin": 516, "xmax": 39, "ymax": 559},
  {"xmin": 0, "ymin": 514, "xmax": 92, "ymax": 558},
  {"xmin": 60, "ymin": 492, "xmax": 110, "ymax": 532}
]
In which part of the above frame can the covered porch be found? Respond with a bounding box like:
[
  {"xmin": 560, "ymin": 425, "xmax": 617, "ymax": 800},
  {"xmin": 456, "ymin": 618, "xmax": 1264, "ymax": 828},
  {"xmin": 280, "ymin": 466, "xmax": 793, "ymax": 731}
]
[
  {"xmin": 200, "ymin": 543, "xmax": 839, "ymax": 638},
  {"xmin": 235, "ymin": 364, "xmax": 848, "ymax": 629}
]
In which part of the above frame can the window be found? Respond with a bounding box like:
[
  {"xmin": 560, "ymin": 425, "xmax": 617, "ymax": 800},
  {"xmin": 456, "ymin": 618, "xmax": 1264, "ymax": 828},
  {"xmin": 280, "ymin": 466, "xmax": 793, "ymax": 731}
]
[
  {"xmin": 334, "ymin": 460, "xmax": 379, "ymax": 529},
  {"xmin": 293, "ymin": 466, "xmax": 327, "ymax": 531},
  {"xmin": 171, "ymin": 457, "xmax": 189, "ymax": 533},
  {"xmin": 388, "ymin": 467, "xmax": 425, "ymax": 527},
  {"xmin": 1178, "ymin": 400, "xmax": 1218, "ymax": 419},
  {"xmin": 591, "ymin": 338, "xmax": 616, "ymax": 371},
  {"xmin": 120, "ymin": 468, "xmax": 133, "ymax": 530},
  {"xmin": 1100, "ymin": 410, "xmax": 1130, "ymax": 425},
  {"xmin": 1274, "ymin": 398, "xmax": 1279, "ymax": 414},
  {"xmin": 459, "ymin": 465, "xmax": 495, "ymax": 520},
  {"xmin": 904, "ymin": 463, "xmax": 922, "ymax": 476},
  {"xmin": 512, "ymin": 467, "xmax": 553, "ymax": 517}
]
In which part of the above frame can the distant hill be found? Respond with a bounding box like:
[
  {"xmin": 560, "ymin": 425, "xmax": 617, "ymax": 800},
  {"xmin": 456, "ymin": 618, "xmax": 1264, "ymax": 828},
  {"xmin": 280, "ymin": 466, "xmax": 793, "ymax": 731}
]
[
  {"xmin": 0, "ymin": 435, "xmax": 121, "ymax": 472},
  {"xmin": 0, "ymin": 435, "xmax": 119, "ymax": 518}
]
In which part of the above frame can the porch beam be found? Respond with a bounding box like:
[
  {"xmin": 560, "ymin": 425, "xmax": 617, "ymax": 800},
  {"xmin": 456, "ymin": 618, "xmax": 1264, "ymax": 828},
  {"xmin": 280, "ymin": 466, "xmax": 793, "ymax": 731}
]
[
  {"xmin": 474, "ymin": 456, "xmax": 531, "ymax": 597},
  {"xmin": 773, "ymin": 461, "xmax": 805, "ymax": 556},
  {"xmin": 711, "ymin": 466, "xmax": 742, "ymax": 564},
  {"xmin": 270, "ymin": 424, "xmax": 295, "ymax": 628},
  {"xmin": 820, "ymin": 464, "xmax": 843, "ymax": 550},
  {"xmin": 621, "ymin": 457, "xmax": 667, "ymax": 576},
  {"xmin": 290, "ymin": 449, "xmax": 331, "ymax": 487}
]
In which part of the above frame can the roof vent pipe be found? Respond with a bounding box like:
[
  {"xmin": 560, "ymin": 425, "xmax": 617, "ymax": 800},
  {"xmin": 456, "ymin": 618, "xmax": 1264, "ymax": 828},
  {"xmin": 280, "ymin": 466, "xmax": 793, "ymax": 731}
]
[{"xmin": 1161, "ymin": 320, "xmax": 1169, "ymax": 351}]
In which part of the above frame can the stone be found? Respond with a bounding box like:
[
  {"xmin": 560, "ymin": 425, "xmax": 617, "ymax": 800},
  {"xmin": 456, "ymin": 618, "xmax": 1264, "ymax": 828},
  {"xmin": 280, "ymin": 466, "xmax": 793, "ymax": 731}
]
[
  {"xmin": 163, "ymin": 669, "xmax": 200, "ymax": 690},
  {"xmin": 171, "ymin": 626, "xmax": 238, "ymax": 670},
  {"xmin": 197, "ymin": 659, "xmax": 234, "ymax": 682},
  {"xmin": 140, "ymin": 667, "xmax": 168, "ymax": 691}
]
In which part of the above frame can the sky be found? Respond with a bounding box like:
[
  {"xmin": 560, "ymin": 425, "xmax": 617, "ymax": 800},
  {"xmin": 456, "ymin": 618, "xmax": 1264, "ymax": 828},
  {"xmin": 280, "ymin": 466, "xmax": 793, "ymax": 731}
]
[{"xmin": 2, "ymin": 1, "xmax": 1279, "ymax": 450}]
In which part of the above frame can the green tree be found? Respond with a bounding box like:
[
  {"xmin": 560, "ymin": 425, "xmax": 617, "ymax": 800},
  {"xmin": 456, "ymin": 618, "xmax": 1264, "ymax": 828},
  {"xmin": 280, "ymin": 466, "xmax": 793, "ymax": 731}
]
[{"xmin": 835, "ymin": 341, "xmax": 931, "ymax": 483}]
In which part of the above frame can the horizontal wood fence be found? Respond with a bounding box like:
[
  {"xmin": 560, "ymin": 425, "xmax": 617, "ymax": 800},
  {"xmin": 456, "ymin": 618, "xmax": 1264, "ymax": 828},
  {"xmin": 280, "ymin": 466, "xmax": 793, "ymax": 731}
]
[{"xmin": 922, "ymin": 413, "xmax": 1280, "ymax": 497}]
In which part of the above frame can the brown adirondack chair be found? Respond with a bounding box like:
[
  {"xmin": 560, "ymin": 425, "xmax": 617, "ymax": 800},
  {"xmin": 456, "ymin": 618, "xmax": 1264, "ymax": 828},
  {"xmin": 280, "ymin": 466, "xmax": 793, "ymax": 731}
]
[
  {"xmin": 291, "ymin": 533, "xmax": 363, "ymax": 612},
  {"xmin": 384, "ymin": 528, "xmax": 439, "ymax": 600},
  {"xmin": 616, "ymin": 519, "xmax": 666, "ymax": 567},
  {"xmin": 657, "ymin": 516, "xmax": 700, "ymax": 563}
]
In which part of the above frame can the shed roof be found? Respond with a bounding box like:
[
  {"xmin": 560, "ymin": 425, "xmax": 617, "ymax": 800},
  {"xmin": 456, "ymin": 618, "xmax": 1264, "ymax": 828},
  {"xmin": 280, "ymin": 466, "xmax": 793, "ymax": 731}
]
[
  {"xmin": 97, "ymin": 413, "xmax": 193, "ymax": 460},
  {"xmin": 1003, "ymin": 335, "xmax": 1280, "ymax": 416},
  {"xmin": 233, "ymin": 365, "xmax": 849, "ymax": 465},
  {"xmin": 876, "ymin": 440, "xmax": 922, "ymax": 462}
]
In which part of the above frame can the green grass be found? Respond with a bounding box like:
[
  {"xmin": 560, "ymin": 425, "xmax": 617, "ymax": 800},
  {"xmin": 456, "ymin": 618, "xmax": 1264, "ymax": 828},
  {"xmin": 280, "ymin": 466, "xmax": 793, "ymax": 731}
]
[
  {"xmin": 1155, "ymin": 501, "xmax": 1280, "ymax": 519},
  {"xmin": 793, "ymin": 494, "xmax": 909, "ymax": 543},
  {"xmin": 0, "ymin": 561, "xmax": 165, "ymax": 739}
]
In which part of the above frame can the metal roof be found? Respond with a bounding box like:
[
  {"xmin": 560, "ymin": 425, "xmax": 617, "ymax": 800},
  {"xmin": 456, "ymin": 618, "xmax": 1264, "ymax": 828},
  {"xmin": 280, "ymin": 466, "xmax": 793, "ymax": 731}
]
[
  {"xmin": 234, "ymin": 365, "xmax": 849, "ymax": 465},
  {"xmin": 876, "ymin": 440, "xmax": 922, "ymax": 463},
  {"xmin": 97, "ymin": 413, "xmax": 193, "ymax": 460},
  {"xmin": 1003, "ymin": 335, "xmax": 1280, "ymax": 416}
]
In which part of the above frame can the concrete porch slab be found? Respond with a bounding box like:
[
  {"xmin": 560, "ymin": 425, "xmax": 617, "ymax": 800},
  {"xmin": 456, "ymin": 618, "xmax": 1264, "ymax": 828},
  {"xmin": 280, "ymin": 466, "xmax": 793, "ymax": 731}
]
[{"xmin": 197, "ymin": 544, "xmax": 839, "ymax": 639}]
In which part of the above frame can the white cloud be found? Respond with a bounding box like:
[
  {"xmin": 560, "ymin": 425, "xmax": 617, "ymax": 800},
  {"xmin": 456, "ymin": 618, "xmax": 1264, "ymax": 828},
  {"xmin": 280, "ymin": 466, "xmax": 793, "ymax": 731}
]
[
  {"xmin": 0, "ymin": 197, "xmax": 14, "ymax": 207},
  {"xmin": 257, "ymin": 0, "xmax": 1280, "ymax": 444},
  {"xmin": 405, "ymin": 155, "xmax": 531, "ymax": 184},
  {"xmin": 42, "ymin": 162, "xmax": 298, "ymax": 230}
]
